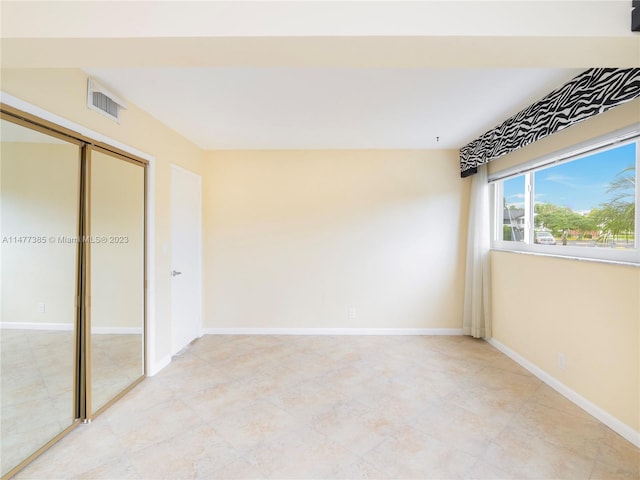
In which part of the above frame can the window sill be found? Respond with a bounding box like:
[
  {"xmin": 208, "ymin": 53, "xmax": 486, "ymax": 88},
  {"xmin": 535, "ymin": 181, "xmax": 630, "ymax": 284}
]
[{"xmin": 490, "ymin": 247, "xmax": 640, "ymax": 268}]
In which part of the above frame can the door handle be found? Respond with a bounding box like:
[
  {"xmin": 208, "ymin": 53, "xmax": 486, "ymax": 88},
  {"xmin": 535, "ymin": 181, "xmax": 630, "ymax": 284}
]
[{"xmin": 171, "ymin": 270, "xmax": 182, "ymax": 277}]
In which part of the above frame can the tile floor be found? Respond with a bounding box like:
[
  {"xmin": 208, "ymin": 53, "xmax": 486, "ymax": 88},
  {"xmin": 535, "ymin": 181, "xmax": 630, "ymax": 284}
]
[
  {"xmin": 1, "ymin": 330, "xmax": 142, "ymax": 476},
  {"xmin": 12, "ymin": 335, "xmax": 640, "ymax": 479},
  {"xmin": 2, "ymin": 330, "xmax": 75, "ymax": 475}
]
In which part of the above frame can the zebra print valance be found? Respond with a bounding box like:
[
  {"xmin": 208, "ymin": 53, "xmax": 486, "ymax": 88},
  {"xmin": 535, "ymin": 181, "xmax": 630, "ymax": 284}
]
[{"xmin": 459, "ymin": 68, "xmax": 640, "ymax": 177}]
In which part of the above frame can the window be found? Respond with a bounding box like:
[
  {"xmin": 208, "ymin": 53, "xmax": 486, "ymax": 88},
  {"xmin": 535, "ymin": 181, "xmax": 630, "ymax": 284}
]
[{"xmin": 491, "ymin": 133, "xmax": 639, "ymax": 263}]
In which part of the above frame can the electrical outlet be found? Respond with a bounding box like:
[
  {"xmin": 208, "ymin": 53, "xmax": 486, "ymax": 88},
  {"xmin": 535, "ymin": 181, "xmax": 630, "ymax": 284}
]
[
  {"xmin": 37, "ymin": 302, "xmax": 46, "ymax": 313},
  {"xmin": 558, "ymin": 353, "xmax": 566, "ymax": 369},
  {"xmin": 348, "ymin": 307, "xmax": 357, "ymax": 321}
]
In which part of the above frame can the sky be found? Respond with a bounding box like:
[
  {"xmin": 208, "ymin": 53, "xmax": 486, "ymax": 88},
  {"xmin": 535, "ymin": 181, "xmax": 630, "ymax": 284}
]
[{"xmin": 503, "ymin": 142, "xmax": 636, "ymax": 213}]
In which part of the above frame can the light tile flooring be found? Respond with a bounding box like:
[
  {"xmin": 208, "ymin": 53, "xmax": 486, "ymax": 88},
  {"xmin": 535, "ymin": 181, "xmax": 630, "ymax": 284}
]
[
  {"xmin": 13, "ymin": 335, "xmax": 640, "ymax": 479},
  {"xmin": 2, "ymin": 330, "xmax": 75, "ymax": 475},
  {"xmin": 1, "ymin": 330, "xmax": 142, "ymax": 476}
]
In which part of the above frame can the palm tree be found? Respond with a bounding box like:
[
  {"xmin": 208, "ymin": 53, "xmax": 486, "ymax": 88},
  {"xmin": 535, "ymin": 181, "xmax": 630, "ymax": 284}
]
[{"xmin": 594, "ymin": 166, "xmax": 635, "ymax": 244}]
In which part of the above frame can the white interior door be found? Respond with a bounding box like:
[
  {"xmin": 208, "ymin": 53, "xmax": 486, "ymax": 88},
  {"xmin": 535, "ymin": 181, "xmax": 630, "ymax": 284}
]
[{"xmin": 170, "ymin": 165, "xmax": 202, "ymax": 354}]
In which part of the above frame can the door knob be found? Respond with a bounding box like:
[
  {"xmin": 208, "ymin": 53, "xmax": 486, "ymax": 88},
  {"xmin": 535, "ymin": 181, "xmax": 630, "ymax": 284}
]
[{"xmin": 171, "ymin": 270, "xmax": 182, "ymax": 277}]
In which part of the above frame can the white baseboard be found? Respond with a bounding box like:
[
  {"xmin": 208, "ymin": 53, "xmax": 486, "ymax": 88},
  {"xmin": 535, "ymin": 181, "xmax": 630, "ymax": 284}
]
[
  {"xmin": 147, "ymin": 354, "xmax": 171, "ymax": 377},
  {"xmin": 202, "ymin": 327, "xmax": 463, "ymax": 336},
  {"xmin": 487, "ymin": 338, "xmax": 640, "ymax": 448},
  {"xmin": 0, "ymin": 322, "xmax": 142, "ymax": 334},
  {"xmin": 0, "ymin": 322, "xmax": 73, "ymax": 331}
]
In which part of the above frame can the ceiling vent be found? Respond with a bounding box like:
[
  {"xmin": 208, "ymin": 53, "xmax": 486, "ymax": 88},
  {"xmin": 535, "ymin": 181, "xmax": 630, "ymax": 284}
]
[{"xmin": 87, "ymin": 78, "xmax": 127, "ymax": 122}]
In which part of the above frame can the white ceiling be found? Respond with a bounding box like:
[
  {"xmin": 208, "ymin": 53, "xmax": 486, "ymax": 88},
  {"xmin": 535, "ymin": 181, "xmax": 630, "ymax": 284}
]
[{"xmin": 84, "ymin": 67, "xmax": 585, "ymax": 150}]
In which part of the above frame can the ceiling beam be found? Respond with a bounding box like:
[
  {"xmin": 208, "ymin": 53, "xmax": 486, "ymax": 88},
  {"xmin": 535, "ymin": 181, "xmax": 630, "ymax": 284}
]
[{"xmin": 2, "ymin": 36, "xmax": 638, "ymax": 69}]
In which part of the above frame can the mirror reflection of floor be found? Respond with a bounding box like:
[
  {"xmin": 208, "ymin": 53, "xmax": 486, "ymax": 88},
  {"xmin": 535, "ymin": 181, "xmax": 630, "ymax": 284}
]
[
  {"xmin": 91, "ymin": 333, "xmax": 143, "ymax": 412},
  {"xmin": 0, "ymin": 329, "xmax": 142, "ymax": 476}
]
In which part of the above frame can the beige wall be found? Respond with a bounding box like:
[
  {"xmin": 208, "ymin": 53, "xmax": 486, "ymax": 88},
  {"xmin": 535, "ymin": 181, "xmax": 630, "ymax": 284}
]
[
  {"xmin": 1, "ymin": 142, "xmax": 80, "ymax": 326},
  {"xmin": 1, "ymin": 143, "xmax": 145, "ymax": 330},
  {"xmin": 1, "ymin": 68, "xmax": 206, "ymax": 366},
  {"xmin": 90, "ymin": 150, "xmax": 145, "ymax": 330},
  {"xmin": 489, "ymin": 99, "xmax": 640, "ymax": 434},
  {"xmin": 204, "ymin": 149, "xmax": 470, "ymax": 330},
  {"xmin": 492, "ymin": 251, "xmax": 639, "ymax": 431}
]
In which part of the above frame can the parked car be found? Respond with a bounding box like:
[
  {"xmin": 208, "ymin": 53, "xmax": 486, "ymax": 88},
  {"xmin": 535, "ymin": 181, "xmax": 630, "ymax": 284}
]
[{"xmin": 534, "ymin": 231, "xmax": 556, "ymax": 245}]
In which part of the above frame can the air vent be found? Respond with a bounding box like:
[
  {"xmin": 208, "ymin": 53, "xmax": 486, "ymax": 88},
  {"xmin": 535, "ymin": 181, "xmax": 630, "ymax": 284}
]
[{"xmin": 87, "ymin": 78, "xmax": 127, "ymax": 122}]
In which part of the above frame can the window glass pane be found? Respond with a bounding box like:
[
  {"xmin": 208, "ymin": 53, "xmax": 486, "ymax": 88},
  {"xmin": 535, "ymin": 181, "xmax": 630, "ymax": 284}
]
[
  {"xmin": 533, "ymin": 143, "xmax": 636, "ymax": 249},
  {"xmin": 502, "ymin": 175, "xmax": 526, "ymax": 242}
]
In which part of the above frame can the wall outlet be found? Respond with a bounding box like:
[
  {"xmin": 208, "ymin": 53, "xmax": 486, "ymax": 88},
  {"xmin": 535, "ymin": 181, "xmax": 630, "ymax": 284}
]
[
  {"xmin": 37, "ymin": 302, "xmax": 46, "ymax": 313},
  {"xmin": 348, "ymin": 307, "xmax": 357, "ymax": 321},
  {"xmin": 558, "ymin": 352, "xmax": 566, "ymax": 369}
]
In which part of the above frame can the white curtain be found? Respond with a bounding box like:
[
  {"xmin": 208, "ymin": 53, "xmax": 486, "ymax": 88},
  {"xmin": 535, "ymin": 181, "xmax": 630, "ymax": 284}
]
[{"xmin": 463, "ymin": 164, "xmax": 491, "ymax": 338}]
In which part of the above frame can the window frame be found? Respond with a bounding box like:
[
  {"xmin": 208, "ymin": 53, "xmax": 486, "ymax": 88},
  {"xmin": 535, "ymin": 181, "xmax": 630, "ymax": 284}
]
[{"xmin": 489, "ymin": 128, "xmax": 640, "ymax": 265}]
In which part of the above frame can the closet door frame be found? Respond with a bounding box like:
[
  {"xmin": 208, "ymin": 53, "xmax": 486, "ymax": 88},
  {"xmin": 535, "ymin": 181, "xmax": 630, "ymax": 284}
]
[
  {"xmin": 0, "ymin": 110, "xmax": 84, "ymax": 480},
  {"xmin": 83, "ymin": 145, "xmax": 147, "ymax": 421},
  {"xmin": 0, "ymin": 104, "xmax": 148, "ymax": 478}
]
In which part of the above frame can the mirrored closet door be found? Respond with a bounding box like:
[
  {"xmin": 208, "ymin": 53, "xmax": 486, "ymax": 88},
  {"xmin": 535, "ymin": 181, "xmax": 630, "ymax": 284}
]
[
  {"xmin": 0, "ymin": 109, "xmax": 147, "ymax": 479},
  {"xmin": 0, "ymin": 118, "xmax": 83, "ymax": 478},
  {"xmin": 87, "ymin": 148, "xmax": 145, "ymax": 416}
]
